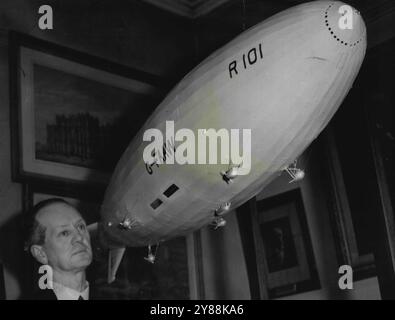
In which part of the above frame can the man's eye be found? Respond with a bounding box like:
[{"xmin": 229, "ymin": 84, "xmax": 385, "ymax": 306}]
[
  {"xmin": 78, "ymin": 224, "xmax": 86, "ymax": 231},
  {"xmin": 60, "ymin": 230, "xmax": 70, "ymax": 237}
]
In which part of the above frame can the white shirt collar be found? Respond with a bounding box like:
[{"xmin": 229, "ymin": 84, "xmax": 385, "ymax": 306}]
[{"xmin": 53, "ymin": 281, "xmax": 89, "ymax": 300}]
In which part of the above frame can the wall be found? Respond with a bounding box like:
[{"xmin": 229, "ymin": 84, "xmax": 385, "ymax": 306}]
[
  {"xmin": 0, "ymin": 0, "xmax": 195, "ymax": 77},
  {"xmin": 0, "ymin": 0, "xmax": 194, "ymax": 299},
  {"xmin": 0, "ymin": 38, "xmax": 23, "ymax": 300}
]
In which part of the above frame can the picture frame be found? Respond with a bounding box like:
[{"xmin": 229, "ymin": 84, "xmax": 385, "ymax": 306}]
[
  {"xmin": 23, "ymin": 183, "xmax": 203, "ymax": 300},
  {"xmin": 10, "ymin": 31, "xmax": 168, "ymax": 188},
  {"xmin": 324, "ymin": 128, "xmax": 376, "ymax": 279},
  {"xmin": 241, "ymin": 189, "xmax": 319, "ymax": 299}
]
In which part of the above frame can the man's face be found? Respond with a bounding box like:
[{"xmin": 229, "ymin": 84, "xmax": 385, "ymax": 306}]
[{"xmin": 37, "ymin": 202, "xmax": 92, "ymax": 273}]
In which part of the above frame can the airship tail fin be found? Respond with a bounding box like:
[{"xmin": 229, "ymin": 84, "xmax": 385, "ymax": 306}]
[
  {"xmin": 107, "ymin": 247, "xmax": 126, "ymax": 284},
  {"xmin": 87, "ymin": 222, "xmax": 98, "ymax": 234},
  {"xmin": 86, "ymin": 222, "xmax": 126, "ymax": 283}
]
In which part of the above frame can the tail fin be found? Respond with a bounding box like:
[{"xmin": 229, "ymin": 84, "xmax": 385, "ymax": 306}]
[
  {"xmin": 87, "ymin": 222, "xmax": 98, "ymax": 235},
  {"xmin": 107, "ymin": 247, "xmax": 126, "ymax": 284},
  {"xmin": 87, "ymin": 222, "xmax": 126, "ymax": 283}
]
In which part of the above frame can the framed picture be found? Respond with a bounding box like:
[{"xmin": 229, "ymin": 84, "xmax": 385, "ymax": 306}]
[
  {"xmin": 10, "ymin": 32, "xmax": 167, "ymax": 188},
  {"xmin": 324, "ymin": 128, "xmax": 376, "ymax": 279},
  {"xmin": 247, "ymin": 189, "xmax": 320, "ymax": 299},
  {"xmin": 23, "ymin": 183, "xmax": 203, "ymax": 300}
]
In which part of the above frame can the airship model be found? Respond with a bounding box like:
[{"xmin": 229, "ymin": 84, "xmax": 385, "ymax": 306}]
[{"xmin": 95, "ymin": 1, "xmax": 366, "ymax": 280}]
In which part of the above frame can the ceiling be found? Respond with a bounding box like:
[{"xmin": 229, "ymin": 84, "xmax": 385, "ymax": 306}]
[
  {"xmin": 141, "ymin": 0, "xmax": 395, "ymax": 22},
  {"xmin": 141, "ymin": 0, "xmax": 233, "ymax": 18}
]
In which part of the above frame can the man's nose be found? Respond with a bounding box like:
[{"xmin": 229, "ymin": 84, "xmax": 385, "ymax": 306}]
[{"xmin": 72, "ymin": 228, "xmax": 85, "ymax": 242}]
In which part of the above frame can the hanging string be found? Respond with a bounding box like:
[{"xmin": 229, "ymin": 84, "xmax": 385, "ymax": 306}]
[
  {"xmin": 296, "ymin": 143, "xmax": 315, "ymax": 185},
  {"xmin": 302, "ymin": 145, "xmax": 314, "ymax": 172},
  {"xmin": 154, "ymin": 242, "xmax": 160, "ymax": 258}
]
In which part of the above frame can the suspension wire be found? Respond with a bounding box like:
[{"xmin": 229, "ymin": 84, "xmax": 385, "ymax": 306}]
[
  {"xmin": 303, "ymin": 143, "xmax": 315, "ymax": 173},
  {"xmin": 154, "ymin": 242, "xmax": 160, "ymax": 258}
]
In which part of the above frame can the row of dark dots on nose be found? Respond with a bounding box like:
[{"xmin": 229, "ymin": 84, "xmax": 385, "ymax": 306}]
[{"xmin": 324, "ymin": 4, "xmax": 363, "ymax": 47}]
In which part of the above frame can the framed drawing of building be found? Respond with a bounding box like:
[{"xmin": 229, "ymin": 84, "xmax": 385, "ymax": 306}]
[{"xmin": 10, "ymin": 32, "xmax": 167, "ymax": 188}]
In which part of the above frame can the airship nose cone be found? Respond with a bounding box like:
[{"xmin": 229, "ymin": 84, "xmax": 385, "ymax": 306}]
[{"xmin": 324, "ymin": 2, "xmax": 366, "ymax": 47}]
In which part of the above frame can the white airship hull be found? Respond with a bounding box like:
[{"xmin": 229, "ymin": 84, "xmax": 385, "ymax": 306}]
[{"xmin": 101, "ymin": 1, "xmax": 366, "ymax": 247}]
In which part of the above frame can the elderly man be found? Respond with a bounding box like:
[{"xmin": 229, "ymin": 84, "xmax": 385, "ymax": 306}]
[{"xmin": 25, "ymin": 198, "xmax": 93, "ymax": 300}]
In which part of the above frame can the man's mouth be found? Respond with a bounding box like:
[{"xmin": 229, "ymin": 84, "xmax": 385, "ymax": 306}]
[{"xmin": 73, "ymin": 247, "xmax": 88, "ymax": 255}]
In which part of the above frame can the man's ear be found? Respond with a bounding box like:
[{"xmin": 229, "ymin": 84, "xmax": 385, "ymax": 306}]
[{"xmin": 30, "ymin": 245, "xmax": 48, "ymax": 265}]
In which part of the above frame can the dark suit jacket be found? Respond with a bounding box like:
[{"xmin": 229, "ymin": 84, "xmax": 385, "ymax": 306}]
[
  {"xmin": 31, "ymin": 288, "xmax": 58, "ymax": 300},
  {"xmin": 28, "ymin": 286, "xmax": 98, "ymax": 300}
]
